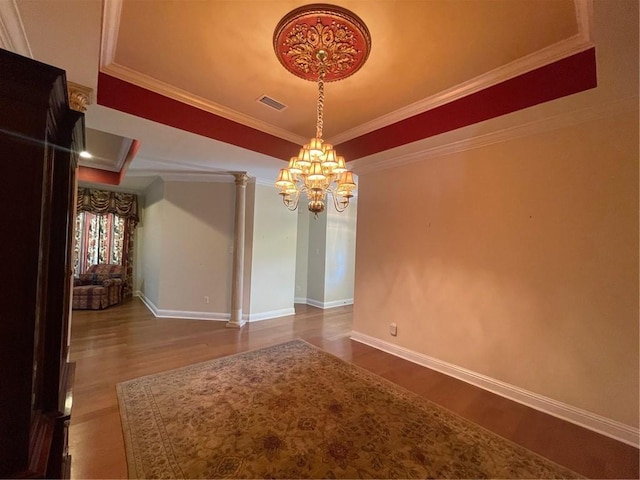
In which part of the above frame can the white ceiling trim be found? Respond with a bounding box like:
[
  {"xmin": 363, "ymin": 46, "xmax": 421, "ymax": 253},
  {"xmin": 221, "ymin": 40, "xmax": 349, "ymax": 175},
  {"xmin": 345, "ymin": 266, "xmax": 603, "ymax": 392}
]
[
  {"xmin": 100, "ymin": 0, "xmax": 306, "ymax": 145},
  {"xmin": 127, "ymin": 153, "xmax": 235, "ymax": 174},
  {"xmin": 101, "ymin": 62, "xmax": 308, "ymax": 146},
  {"xmin": 0, "ymin": 0, "xmax": 32, "ymax": 57},
  {"xmin": 330, "ymin": 0, "xmax": 594, "ymax": 145},
  {"xmin": 80, "ymin": 159, "xmax": 121, "ymax": 173},
  {"xmin": 575, "ymin": 0, "xmax": 594, "ymax": 43},
  {"xmin": 330, "ymin": 37, "xmax": 594, "ymax": 146},
  {"xmin": 351, "ymin": 95, "xmax": 636, "ymax": 176},
  {"xmin": 127, "ymin": 169, "xmax": 237, "ymax": 183},
  {"xmin": 254, "ymin": 177, "xmax": 277, "ymax": 187},
  {"xmin": 78, "ymin": 180, "xmax": 145, "ymax": 195},
  {"xmin": 80, "ymin": 137, "xmax": 132, "ymax": 172},
  {"xmin": 100, "ymin": 0, "xmax": 122, "ymax": 68},
  {"xmin": 115, "ymin": 137, "xmax": 134, "ymax": 171}
]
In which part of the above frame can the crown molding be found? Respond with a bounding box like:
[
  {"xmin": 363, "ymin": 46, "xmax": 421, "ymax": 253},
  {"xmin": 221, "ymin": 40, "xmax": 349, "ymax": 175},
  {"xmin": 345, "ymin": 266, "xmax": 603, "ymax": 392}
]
[
  {"xmin": 329, "ymin": 0, "xmax": 594, "ymax": 145},
  {"xmin": 100, "ymin": 0, "xmax": 305, "ymax": 145},
  {"xmin": 77, "ymin": 180, "xmax": 144, "ymax": 196},
  {"xmin": 254, "ymin": 177, "xmax": 276, "ymax": 187},
  {"xmin": 80, "ymin": 137, "xmax": 132, "ymax": 173},
  {"xmin": 127, "ymin": 169, "xmax": 238, "ymax": 183},
  {"xmin": 115, "ymin": 137, "xmax": 134, "ymax": 171},
  {"xmin": 101, "ymin": 63, "xmax": 308, "ymax": 146},
  {"xmin": 0, "ymin": 0, "xmax": 32, "ymax": 57},
  {"xmin": 575, "ymin": 0, "xmax": 594, "ymax": 43},
  {"xmin": 351, "ymin": 96, "xmax": 637, "ymax": 176},
  {"xmin": 124, "ymin": 154, "xmax": 236, "ymax": 176},
  {"xmin": 159, "ymin": 173, "xmax": 235, "ymax": 183},
  {"xmin": 101, "ymin": 0, "xmax": 122, "ymax": 68}
]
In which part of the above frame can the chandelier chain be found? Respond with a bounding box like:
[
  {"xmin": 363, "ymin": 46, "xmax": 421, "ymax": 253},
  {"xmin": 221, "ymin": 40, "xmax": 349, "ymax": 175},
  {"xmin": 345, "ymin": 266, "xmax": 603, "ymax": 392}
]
[{"xmin": 316, "ymin": 69, "xmax": 325, "ymax": 139}]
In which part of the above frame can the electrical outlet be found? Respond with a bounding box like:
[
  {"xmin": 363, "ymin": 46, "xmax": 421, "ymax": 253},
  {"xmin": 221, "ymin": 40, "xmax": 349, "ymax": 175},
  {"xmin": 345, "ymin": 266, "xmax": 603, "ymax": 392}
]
[
  {"xmin": 204, "ymin": 296, "xmax": 210, "ymax": 304},
  {"xmin": 389, "ymin": 323, "xmax": 397, "ymax": 336}
]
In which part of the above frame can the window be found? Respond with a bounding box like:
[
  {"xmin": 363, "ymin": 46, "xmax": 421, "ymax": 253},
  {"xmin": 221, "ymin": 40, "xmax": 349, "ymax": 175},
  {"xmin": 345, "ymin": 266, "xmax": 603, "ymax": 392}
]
[
  {"xmin": 73, "ymin": 211, "xmax": 126, "ymax": 276},
  {"xmin": 74, "ymin": 187, "xmax": 139, "ymax": 298}
]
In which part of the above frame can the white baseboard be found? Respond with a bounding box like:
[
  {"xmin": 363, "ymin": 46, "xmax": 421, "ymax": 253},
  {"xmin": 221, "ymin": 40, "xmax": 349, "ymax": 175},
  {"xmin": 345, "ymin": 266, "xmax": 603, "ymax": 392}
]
[
  {"xmin": 137, "ymin": 292, "xmax": 227, "ymax": 321},
  {"xmin": 247, "ymin": 308, "xmax": 296, "ymax": 322},
  {"xmin": 306, "ymin": 298, "xmax": 354, "ymax": 309},
  {"xmin": 350, "ymin": 331, "xmax": 639, "ymax": 448},
  {"xmin": 136, "ymin": 293, "xmax": 295, "ymax": 323},
  {"xmin": 294, "ymin": 296, "xmax": 307, "ymax": 304}
]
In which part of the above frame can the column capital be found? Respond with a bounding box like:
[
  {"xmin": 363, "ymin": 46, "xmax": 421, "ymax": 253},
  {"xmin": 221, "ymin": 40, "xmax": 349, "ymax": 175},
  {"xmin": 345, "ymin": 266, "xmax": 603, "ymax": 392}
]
[
  {"xmin": 232, "ymin": 172, "xmax": 249, "ymax": 186},
  {"xmin": 67, "ymin": 82, "xmax": 93, "ymax": 113}
]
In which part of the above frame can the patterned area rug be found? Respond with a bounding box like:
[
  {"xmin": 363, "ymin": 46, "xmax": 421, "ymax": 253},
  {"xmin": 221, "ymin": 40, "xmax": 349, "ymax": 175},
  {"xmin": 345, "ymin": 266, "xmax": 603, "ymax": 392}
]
[{"xmin": 116, "ymin": 340, "xmax": 580, "ymax": 479}]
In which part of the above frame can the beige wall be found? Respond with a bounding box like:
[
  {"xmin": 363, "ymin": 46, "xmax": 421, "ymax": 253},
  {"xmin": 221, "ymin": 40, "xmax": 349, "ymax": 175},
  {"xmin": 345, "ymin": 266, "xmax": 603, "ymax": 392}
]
[
  {"xmin": 133, "ymin": 213, "xmax": 143, "ymax": 293},
  {"xmin": 139, "ymin": 178, "xmax": 164, "ymax": 307},
  {"xmin": 353, "ymin": 110, "xmax": 639, "ymax": 427},
  {"xmin": 138, "ymin": 179, "xmax": 298, "ymax": 320},
  {"xmin": 159, "ymin": 181, "xmax": 235, "ymax": 312},
  {"xmin": 138, "ymin": 179, "xmax": 235, "ymax": 314}
]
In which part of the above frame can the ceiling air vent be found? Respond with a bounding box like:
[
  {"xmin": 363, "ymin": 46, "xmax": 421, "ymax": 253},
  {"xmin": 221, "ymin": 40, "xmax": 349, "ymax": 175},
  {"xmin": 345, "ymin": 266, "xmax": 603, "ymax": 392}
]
[{"xmin": 257, "ymin": 95, "xmax": 287, "ymax": 111}]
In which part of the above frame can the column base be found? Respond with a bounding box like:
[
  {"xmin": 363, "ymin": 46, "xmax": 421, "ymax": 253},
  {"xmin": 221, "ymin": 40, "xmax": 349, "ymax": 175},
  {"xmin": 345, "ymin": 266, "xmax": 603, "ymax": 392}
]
[{"xmin": 225, "ymin": 319, "xmax": 246, "ymax": 329}]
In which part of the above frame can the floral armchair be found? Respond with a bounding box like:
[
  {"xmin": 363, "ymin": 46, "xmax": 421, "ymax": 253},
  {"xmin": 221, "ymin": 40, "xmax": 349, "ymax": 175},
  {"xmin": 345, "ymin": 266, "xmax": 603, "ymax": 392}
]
[{"xmin": 72, "ymin": 264, "xmax": 125, "ymax": 310}]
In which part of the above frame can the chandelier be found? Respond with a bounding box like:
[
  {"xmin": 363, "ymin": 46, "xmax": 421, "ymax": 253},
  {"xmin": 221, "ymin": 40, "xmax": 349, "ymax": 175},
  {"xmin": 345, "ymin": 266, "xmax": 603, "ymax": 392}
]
[{"xmin": 273, "ymin": 4, "xmax": 371, "ymax": 216}]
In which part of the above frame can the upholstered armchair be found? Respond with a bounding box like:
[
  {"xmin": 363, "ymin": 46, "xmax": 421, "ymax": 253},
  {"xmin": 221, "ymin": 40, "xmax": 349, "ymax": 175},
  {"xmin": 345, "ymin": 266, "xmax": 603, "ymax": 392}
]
[{"xmin": 72, "ymin": 264, "xmax": 125, "ymax": 310}]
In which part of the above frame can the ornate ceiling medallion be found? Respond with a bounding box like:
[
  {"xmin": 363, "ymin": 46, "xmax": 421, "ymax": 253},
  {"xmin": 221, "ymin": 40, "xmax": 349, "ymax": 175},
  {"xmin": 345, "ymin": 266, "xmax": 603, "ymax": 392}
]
[{"xmin": 273, "ymin": 3, "xmax": 371, "ymax": 82}]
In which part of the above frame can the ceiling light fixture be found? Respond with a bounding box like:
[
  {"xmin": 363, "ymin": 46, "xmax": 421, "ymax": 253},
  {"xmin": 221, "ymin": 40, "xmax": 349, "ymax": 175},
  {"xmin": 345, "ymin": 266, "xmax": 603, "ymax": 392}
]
[
  {"xmin": 79, "ymin": 150, "xmax": 93, "ymax": 159},
  {"xmin": 273, "ymin": 4, "xmax": 371, "ymax": 216}
]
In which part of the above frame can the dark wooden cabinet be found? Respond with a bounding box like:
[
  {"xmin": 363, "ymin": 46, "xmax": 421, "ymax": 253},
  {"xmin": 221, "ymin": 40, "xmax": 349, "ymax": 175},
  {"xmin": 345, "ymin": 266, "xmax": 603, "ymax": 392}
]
[{"xmin": 0, "ymin": 48, "xmax": 83, "ymax": 478}]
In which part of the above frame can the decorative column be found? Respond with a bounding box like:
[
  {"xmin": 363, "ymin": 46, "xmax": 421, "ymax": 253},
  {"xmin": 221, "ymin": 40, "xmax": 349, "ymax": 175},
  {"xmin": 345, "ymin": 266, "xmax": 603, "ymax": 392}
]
[{"xmin": 227, "ymin": 172, "xmax": 248, "ymax": 328}]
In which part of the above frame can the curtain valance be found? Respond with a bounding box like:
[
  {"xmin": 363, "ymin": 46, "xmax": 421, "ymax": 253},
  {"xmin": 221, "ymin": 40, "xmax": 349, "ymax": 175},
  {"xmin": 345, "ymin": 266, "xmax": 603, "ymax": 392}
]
[{"xmin": 76, "ymin": 187, "xmax": 139, "ymax": 225}]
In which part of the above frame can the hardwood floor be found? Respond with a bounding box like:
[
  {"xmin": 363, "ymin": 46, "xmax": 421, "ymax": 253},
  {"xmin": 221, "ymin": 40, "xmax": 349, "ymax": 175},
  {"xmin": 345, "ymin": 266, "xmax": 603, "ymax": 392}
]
[{"xmin": 68, "ymin": 298, "xmax": 638, "ymax": 479}]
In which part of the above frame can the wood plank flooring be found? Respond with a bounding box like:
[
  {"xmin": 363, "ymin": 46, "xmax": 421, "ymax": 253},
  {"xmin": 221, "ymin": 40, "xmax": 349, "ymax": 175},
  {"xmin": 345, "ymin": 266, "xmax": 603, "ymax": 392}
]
[{"xmin": 68, "ymin": 298, "xmax": 638, "ymax": 479}]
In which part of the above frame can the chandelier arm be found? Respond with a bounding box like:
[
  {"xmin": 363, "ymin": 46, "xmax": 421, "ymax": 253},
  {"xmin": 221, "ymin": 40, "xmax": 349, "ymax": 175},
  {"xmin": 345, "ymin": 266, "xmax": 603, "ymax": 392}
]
[
  {"xmin": 282, "ymin": 189, "xmax": 300, "ymax": 211},
  {"xmin": 328, "ymin": 189, "xmax": 349, "ymax": 213}
]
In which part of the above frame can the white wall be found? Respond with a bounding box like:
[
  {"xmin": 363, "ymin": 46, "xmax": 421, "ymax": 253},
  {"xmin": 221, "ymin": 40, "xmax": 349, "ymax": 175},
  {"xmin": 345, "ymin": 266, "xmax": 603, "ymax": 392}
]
[
  {"xmin": 247, "ymin": 183, "xmax": 298, "ymax": 320},
  {"xmin": 324, "ymin": 198, "xmax": 357, "ymax": 306},
  {"xmin": 306, "ymin": 211, "xmax": 327, "ymax": 305},
  {"xmin": 138, "ymin": 178, "xmax": 235, "ymax": 318},
  {"xmin": 301, "ymin": 201, "xmax": 358, "ymax": 308},
  {"xmin": 133, "ymin": 204, "xmax": 144, "ymax": 294},
  {"xmin": 139, "ymin": 178, "xmax": 163, "ymax": 307},
  {"xmin": 137, "ymin": 178, "xmax": 300, "ymax": 322},
  {"xmin": 294, "ymin": 208, "xmax": 310, "ymax": 302},
  {"xmin": 159, "ymin": 181, "xmax": 235, "ymax": 313},
  {"xmin": 242, "ymin": 181, "xmax": 256, "ymax": 315}
]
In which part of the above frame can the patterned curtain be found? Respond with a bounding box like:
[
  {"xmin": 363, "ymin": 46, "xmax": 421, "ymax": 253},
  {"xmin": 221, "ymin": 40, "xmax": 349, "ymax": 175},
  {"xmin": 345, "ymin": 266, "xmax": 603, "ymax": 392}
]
[
  {"xmin": 74, "ymin": 212, "xmax": 125, "ymax": 274},
  {"xmin": 75, "ymin": 188, "xmax": 139, "ymax": 298}
]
